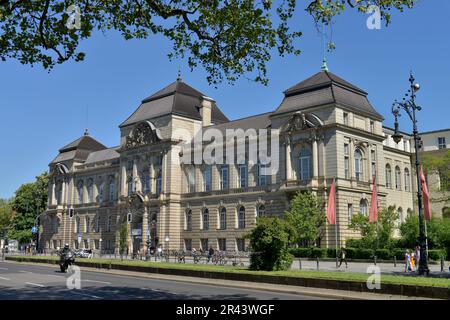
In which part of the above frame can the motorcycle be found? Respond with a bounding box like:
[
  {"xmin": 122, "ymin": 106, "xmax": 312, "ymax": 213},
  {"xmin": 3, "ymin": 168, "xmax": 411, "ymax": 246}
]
[{"xmin": 59, "ymin": 250, "xmax": 75, "ymax": 273}]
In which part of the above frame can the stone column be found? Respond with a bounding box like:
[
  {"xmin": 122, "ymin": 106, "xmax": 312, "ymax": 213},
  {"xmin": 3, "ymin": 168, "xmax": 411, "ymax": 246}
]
[
  {"xmin": 312, "ymin": 139, "xmax": 319, "ymax": 178},
  {"xmin": 285, "ymin": 141, "xmax": 292, "ymax": 181},
  {"xmin": 349, "ymin": 139, "xmax": 355, "ymax": 179},
  {"xmin": 141, "ymin": 206, "xmax": 149, "ymax": 253},
  {"xmin": 51, "ymin": 179, "xmax": 56, "ymax": 206},
  {"xmin": 121, "ymin": 163, "xmax": 127, "ymax": 196}
]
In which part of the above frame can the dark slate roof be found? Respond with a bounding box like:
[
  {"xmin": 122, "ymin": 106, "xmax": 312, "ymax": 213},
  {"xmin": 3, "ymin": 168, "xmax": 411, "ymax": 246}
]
[
  {"xmin": 51, "ymin": 134, "xmax": 108, "ymax": 164},
  {"xmin": 120, "ymin": 80, "xmax": 230, "ymax": 127},
  {"xmin": 84, "ymin": 147, "xmax": 120, "ymax": 165},
  {"xmin": 274, "ymin": 71, "xmax": 384, "ymax": 120},
  {"xmin": 210, "ymin": 112, "xmax": 272, "ymax": 133}
]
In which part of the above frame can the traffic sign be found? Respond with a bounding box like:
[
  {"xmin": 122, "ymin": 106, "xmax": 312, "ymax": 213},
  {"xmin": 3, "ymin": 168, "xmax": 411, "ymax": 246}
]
[{"xmin": 31, "ymin": 226, "xmax": 38, "ymax": 234}]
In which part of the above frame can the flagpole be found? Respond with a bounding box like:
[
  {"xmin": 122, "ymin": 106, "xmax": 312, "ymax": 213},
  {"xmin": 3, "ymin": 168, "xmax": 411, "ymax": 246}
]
[{"xmin": 334, "ymin": 178, "xmax": 338, "ymax": 268}]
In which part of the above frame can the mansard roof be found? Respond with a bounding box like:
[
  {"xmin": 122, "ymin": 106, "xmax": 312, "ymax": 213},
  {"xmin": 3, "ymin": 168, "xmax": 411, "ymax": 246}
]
[
  {"xmin": 84, "ymin": 147, "xmax": 120, "ymax": 165},
  {"xmin": 209, "ymin": 112, "xmax": 272, "ymax": 133},
  {"xmin": 119, "ymin": 79, "xmax": 230, "ymax": 128},
  {"xmin": 51, "ymin": 134, "xmax": 107, "ymax": 164},
  {"xmin": 274, "ymin": 71, "xmax": 384, "ymax": 121}
]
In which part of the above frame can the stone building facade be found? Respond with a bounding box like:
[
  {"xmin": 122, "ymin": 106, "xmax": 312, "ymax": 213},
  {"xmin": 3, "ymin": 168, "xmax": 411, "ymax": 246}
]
[{"xmin": 40, "ymin": 70, "xmax": 415, "ymax": 254}]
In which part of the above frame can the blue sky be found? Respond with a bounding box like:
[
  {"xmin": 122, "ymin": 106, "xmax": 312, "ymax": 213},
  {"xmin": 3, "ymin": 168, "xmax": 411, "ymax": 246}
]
[{"xmin": 1, "ymin": 1, "xmax": 449, "ymax": 199}]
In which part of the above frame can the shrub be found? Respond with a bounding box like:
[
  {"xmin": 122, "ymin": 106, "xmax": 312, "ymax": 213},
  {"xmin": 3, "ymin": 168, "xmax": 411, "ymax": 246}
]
[
  {"xmin": 351, "ymin": 248, "xmax": 374, "ymax": 259},
  {"xmin": 428, "ymin": 249, "xmax": 447, "ymax": 261},
  {"xmin": 249, "ymin": 217, "xmax": 293, "ymax": 271},
  {"xmin": 311, "ymin": 248, "xmax": 327, "ymax": 258},
  {"xmin": 288, "ymin": 247, "xmax": 311, "ymax": 258},
  {"xmin": 326, "ymin": 248, "xmax": 337, "ymax": 258},
  {"xmin": 392, "ymin": 248, "xmax": 406, "ymax": 260},
  {"xmin": 374, "ymin": 249, "xmax": 391, "ymax": 260}
]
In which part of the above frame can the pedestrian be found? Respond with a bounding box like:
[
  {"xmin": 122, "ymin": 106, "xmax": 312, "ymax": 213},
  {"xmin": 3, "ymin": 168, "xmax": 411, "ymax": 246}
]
[
  {"xmin": 157, "ymin": 245, "xmax": 162, "ymax": 260},
  {"xmin": 338, "ymin": 248, "xmax": 348, "ymax": 268},
  {"xmin": 405, "ymin": 250, "xmax": 411, "ymax": 272},
  {"xmin": 414, "ymin": 245, "xmax": 421, "ymax": 271},
  {"xmin": 207, "ymin": 246, "xmax": 215, "ymax": 263}
]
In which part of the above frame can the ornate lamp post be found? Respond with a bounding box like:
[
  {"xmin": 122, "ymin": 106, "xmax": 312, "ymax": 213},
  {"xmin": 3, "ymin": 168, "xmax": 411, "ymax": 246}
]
[{"xmin": 391, "ymin": 72, "xmax": 429, "ymax": 276}]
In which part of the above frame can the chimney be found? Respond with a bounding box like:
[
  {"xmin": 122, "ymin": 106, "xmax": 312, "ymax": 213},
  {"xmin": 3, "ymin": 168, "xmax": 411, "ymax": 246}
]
[{"xmin": 200, "ymin": 96, "xmax": 214, "ymax": 127}]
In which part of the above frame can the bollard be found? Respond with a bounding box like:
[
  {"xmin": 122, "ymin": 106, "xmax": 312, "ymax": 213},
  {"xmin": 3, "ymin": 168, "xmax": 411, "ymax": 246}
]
[
  {"xmin": 316, "ymin": 257, "xmax": 319, "ymax": 270},
  {"xmin": 394, "ymin": 256, "xmax": 397, "ymax": 267},
  {"xmin": 374, "ymin": 256, "xmax": 377, "ymax": 266},
  {"xmin": 441, "ymin": 257, "xmax": 445, "ymax": 273},
  {"xmin": 299, "ymin": 258, "xmax": 302, "ymax": 270}
]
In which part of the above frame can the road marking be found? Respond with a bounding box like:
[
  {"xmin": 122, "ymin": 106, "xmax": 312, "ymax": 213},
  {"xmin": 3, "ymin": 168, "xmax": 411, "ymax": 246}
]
[
  {"xmin": 25, "ymin": 282, "xmax": 45, "ymax": 287},
  {"xmin": 0, "ymin": 276, "xmax": 10, "ymax": 281},
  {"xmin": 83, "ymin": 279, "xmax": 112, "ymax": 285},
  {"xmin": 0, "ymin": 267, "xmax": 8, "ymax": 270},
  {"xmin": 19, "ymin": 270, "xmax": 33, "ymax": 274},
  {"xmin": 69, "ymin": 291, "xmax": 102, "ymax": 299}
]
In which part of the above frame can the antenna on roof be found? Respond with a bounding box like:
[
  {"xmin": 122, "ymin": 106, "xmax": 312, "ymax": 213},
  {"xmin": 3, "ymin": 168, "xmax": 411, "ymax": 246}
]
[
  {"xmin": 85, "ymin": 105, "xmax": 89, "ymax": 136},
  {"xmin": 321, "ymin": 58, "xmax": 329, "ymax": 72},
  {"xmin": 177, "ymin": 67, "xmax": 182, "ymax": 81}
]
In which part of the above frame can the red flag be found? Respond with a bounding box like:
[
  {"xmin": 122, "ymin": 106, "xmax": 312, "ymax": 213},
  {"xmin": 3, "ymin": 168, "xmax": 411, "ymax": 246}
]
[
  {"xmin": 369, "ymin": 175, "xmax": 378, "ymax": 223},
  {"xmin": 327, "ymin": 179, "xmax": 336, "ymax": 225},
  {"xmin": 419, "ymin": 166, "xmax": 432, "ymax": 221}
]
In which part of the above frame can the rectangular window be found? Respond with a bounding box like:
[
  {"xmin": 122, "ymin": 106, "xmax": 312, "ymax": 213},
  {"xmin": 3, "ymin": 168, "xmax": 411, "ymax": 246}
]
[
  {"xmin": 142, "ymin": 174, "xmax": 150, "ymax": 194},
  {"xmin": 218, "ymin": 238, "xmax": 227, "ymax": 251},
  {"xmin": 236, "ymin": 239, "xmax": 246, "ymax": 252},
  {"xmin": 371, "ymin": 150, "xmax": 376, "ymax": 180},
  {"xmin": 201, "ymin": 239, "xmax": 209, "ymax": 252},
  {"xmin": 156, "ymin": 174, "xmax": 162, "ymax": 196},
  {"xmin": 344, "ymin": 158, "xmax": 350, "ymax": 179},
  {"xmin": 403, "ymin": 140, "xmax": 408, "ymax": 151},
  {"xmin": 220, "ymin": 165, "xmax": 229, "ymax": 190},
  {"xmin": 438, "ymin": 137, "xmax": 446, "ymax": 149},
  {"xmin": 238, "ymin": 164, "xmax": 247, "ymax": 188},
  {"xmin": 343, "ymin": 112, "xmax": 349, "ymax": 125},
  {"xmin": 348, "ymin": 204, "xmax": 353, "ymax": 223},
  {"xmin": 257, "ymin": 163, "xmax": 268, "ymax": 186},
  {"xmin": 98, "ymin": 184, "xmax": 104, "ymax": 203},
  {"xmin": 370, "ymin": 121, "xmax": 374, "ymax": 133},
  {"xmin": 203, "ymin": 165, "xmax": 212, "ymax": 192},
  {"xmin": 184, "ymin": 239, "xmax": 192, "ymax": 251},
  {"xmin": 344, "ymin": 143, "xmax": 349, "ymax": 156},
  {"xmin": 109, "ymin": 183, "xmax": 115, "ymax": 201}
]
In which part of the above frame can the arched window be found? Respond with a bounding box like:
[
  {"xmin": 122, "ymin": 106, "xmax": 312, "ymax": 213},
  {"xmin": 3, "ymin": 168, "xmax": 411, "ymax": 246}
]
[
  {"xmin": 404, "ymin": 168, "xmax": 411, "ymax": 192},
  {"xmin": 219, "ymin": 207, "xmax": 227, "ymax": 230},
  {"xmin": 94, "ymin": 215, "xmax": 100, "ymax": 233},
  {"xmin": 109, "ymin": 178, "xmax": 116, "ymax": 201},
  {"xmin": 354, "ymin": 149, "xmax": 363, "ymax": 181},
  {"xmin": 127, "ymin": 177, "xmax": 133, "ymax": 196},
  {"xmin": 185, "ymin": 210, "xmax": 192, "ymax": 231},
  {"xmin": 141, "ymin": 170, "xmax": 151, "ymax": 194},
  {"xmin": 298, "ymin": 148, "xmax": 311, "ymax": 181},
  {"xmin": 257, "ymin": 205, "xmax": 266, "ymax": 218},
  {"xmin": 156, "ymin": 171, "xmax": 162, "ymax": 196},
  {"xmin": 238, "ymin": 206, "xmax": 246, "ymax": 229},
  {"xmin": 202, "ymin": 209, "xmax": 209, "ymax": 230},
  {"xmin": 85, "ymin": 216, "xmax": 90, "ymax": 233},
  {"xmin": 395, "ymin": 166, "xmax": 402, "ymax": 191},
  {"xmin": 76, "ymin": 216, "xmax": 81, "ymax": 234},
  {"xmin": 385, "ymin": 164, "xmax": 392, "ymax": 189},
  {"xmin": 398, "ymin": 207, "xmax": 404, "ymax": 224},
  {"xmin": 106, "ymin": 215, "xmax": 112, "ymax": 232},
  {"xmin": 359, "ymin": 199, "xmax": 368, "ymax": 216},
  {"xmin": 77, "ymin": 181, "xmax": 84, "ymax": 204},
  {"xmin": 98, "ymin": 182, "xmax": 104, "ymax": 203},
  {"xmin": 87, "ymin": 179, "xmax": 94, "ymax": 203}
]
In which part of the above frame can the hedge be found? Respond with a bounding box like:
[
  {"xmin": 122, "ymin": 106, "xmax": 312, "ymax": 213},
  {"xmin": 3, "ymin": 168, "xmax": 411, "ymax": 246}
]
[{"xmin": 288, "ymin": 247, "xmax": 448, "ymax": 261}]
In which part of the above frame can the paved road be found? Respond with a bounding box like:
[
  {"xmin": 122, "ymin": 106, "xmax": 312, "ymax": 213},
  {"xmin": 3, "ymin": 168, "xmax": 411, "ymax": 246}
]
[{"xmin": 0, "ymin": 261, "xmax": 328, "ymax": 300}]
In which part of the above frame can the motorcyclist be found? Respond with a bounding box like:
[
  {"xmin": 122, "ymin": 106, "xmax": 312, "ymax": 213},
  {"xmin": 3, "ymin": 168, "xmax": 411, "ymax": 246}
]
[{"xmin": 58, "ymin": 243, "xmax": 74, "ymax": 272}]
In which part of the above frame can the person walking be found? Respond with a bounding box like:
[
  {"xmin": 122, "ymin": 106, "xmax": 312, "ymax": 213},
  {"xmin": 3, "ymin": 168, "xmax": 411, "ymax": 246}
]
[
  {"xmin": 338, "ymin": 248, "xmax": 348, "ymax": 268},
  {"xmin": 207, "ymin": 246, "xmax": 215, "ymax": 264},
  {"xmin": 414, "ymin": 245, "xmax": 421, "ymax": 272},
  {"xmin": 405, "ymin": 250, "xmax": 411, "ymax": 272}
]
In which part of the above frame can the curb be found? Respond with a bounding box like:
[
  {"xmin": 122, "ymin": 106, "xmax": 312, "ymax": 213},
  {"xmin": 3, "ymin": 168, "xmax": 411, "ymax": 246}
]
[{"xmin": 5, "ymin": 256, "xmax": 449, "ymax": 300}]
